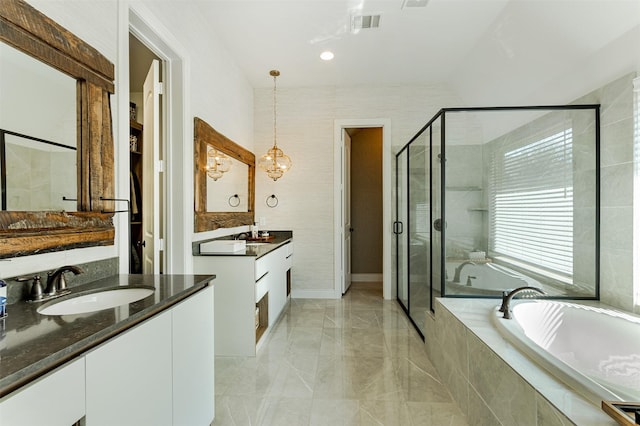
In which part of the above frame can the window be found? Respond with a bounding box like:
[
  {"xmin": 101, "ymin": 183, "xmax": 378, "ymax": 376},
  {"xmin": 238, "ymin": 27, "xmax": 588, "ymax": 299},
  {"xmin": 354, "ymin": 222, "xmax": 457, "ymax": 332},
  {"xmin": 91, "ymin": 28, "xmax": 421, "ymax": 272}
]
[{"xmin": 490, "ymin": 128, "xmax": 573, "ymax": 277}]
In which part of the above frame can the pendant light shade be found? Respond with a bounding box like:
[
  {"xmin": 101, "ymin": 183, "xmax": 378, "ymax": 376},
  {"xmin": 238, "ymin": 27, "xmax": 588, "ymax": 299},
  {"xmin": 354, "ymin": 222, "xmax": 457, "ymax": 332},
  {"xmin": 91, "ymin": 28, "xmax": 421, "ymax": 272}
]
[
  {"xmin": 206, "ymin": 147, "xmax": 232, "ymax": 181},
  {"xmin": 258, "ymin": 70, "xmax": 291, "ymax": 181}
]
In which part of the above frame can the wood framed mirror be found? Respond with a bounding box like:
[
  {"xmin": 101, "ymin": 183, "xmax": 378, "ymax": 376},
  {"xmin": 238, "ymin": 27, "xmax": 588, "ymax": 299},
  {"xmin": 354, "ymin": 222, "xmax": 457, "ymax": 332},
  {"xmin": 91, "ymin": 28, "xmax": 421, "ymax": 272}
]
[
  {"xmin": 0, "ymin": 0, "xmax": 115, "ymax": 258},
  {"xmin": 194, "ymin": 117, "xmax": 255, "ymax": 232}
]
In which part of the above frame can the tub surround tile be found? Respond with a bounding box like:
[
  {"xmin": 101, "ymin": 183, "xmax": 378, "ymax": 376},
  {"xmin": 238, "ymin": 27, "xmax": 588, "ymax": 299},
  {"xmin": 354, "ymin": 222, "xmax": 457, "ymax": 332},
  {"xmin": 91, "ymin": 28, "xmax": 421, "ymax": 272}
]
[
  {"xmin": 467, "ymin": 332, "xmax": 537, "ymax": 425},
  {"xmin": 427, "ymin": 298, "xmax": 616, "ymax": 426},
  {"xmin": 535, "ymin": 395, "xmax": 573, "ymax": 426},
  {"xmin": 467, "ymin": 386, "xmax": 502, "ymax": 426}
]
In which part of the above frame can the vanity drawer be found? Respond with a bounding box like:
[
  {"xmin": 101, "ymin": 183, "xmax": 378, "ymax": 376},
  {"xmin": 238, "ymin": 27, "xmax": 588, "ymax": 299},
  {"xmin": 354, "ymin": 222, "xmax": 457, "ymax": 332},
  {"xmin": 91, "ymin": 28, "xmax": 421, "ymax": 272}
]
[
  {"xmin": 255, "ymin": 249, "xmax": 279, "ymax": 281},
  {"xmin": 255, "ymin": 270, "xmax": 269, "ymax": 303},
  {"xmin": 284, "ymin": 242, "xmax": 293, "ymax": 269}
]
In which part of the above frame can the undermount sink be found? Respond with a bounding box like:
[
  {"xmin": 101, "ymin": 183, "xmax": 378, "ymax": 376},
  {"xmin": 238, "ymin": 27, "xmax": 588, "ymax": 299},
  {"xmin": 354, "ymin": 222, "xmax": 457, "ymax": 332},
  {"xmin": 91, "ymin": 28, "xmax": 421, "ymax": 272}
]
[{"xmin": 37, "ymin": 286, "xmax": 155, "ymax": 316}]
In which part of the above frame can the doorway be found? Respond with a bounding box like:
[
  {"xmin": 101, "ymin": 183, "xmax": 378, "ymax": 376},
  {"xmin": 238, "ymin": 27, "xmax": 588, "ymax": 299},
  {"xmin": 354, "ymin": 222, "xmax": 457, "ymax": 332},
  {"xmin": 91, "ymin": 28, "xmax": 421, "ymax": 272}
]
[
  {"xmin": 346, "ymin": 127, "xmax": 383, "ymax": 291},
  {"xmin": 334, "ymin": 119, "xmax": 392, "ymax": 299},
  {"xmin": 129, "ymin": 33, "xmax": 164, "ymax": 274}
]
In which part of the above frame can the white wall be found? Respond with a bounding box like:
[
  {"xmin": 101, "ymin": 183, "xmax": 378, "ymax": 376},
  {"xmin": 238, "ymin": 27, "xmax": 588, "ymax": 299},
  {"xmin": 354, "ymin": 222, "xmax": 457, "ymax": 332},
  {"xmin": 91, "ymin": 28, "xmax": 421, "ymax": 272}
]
[{"xmin": 0, "ymin": 0, "xmax": 254, "ymax": 279}]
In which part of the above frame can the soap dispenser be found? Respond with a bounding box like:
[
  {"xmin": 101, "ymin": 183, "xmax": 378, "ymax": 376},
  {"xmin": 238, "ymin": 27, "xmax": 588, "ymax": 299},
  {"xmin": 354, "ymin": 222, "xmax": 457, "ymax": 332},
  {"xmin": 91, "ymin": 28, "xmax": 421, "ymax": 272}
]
[{"xmin": 0, "ymin": 280, "xmax": 6, "ymax": 318}]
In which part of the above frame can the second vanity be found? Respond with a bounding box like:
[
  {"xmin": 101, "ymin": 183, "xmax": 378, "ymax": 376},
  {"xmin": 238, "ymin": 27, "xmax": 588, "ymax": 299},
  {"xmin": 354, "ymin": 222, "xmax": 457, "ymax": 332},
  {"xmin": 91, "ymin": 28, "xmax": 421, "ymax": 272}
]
[{"xmin": 193, "ymin": 231, "xmax": 293, "ymax": 356}]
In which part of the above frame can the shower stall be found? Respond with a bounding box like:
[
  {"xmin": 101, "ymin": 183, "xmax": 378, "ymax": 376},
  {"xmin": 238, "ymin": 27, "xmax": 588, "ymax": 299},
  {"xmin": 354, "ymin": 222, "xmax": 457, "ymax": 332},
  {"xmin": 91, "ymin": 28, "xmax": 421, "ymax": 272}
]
[{"xmin": 395, "ymin": 105, "xmax": 600, "ymax": 338}]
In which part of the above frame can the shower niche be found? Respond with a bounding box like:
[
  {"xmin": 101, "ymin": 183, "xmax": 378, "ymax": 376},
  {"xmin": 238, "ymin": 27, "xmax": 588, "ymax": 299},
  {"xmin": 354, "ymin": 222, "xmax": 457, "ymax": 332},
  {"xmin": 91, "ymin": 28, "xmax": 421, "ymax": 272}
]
[{"xmin": 395, "ymin": 105, "xmax": 600, "ymax": 338}]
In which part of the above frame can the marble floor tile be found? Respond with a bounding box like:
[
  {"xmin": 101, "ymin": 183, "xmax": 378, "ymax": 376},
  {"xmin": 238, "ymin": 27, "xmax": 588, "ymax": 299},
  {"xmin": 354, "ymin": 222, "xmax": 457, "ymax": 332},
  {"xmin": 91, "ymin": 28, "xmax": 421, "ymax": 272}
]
[
  {"xmin": 213, "ymin": 282, "xmax": 468, "ymax": 425},
  {"xmin": 309, "ymin": 399, "xmax": 360, "ymax": 426}
]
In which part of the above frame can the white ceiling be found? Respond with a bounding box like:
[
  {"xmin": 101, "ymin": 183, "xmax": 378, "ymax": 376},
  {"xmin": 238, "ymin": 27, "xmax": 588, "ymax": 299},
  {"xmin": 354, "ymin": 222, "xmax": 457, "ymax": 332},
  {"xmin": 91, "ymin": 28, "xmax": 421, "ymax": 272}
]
[{"xmin": 200, "ymin": 0, "xmax": 640, "ymax": 103}]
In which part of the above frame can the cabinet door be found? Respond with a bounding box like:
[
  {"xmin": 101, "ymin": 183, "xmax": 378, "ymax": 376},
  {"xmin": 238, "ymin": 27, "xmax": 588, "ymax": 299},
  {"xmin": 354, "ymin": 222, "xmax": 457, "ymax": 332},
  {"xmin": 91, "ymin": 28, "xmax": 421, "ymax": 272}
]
[
  {"xmin": 0, "ymin": 358, "xmax": 85, "ymax": 426},
  {"xmin": 172, "ymin": 285, "xmax": 215, "ymax": 425},
  {"xmin": 85, "ymin": 311, "xmax": 172, "ymax": 426},
  {"xmin": 267, "ymin": 248, "xmax": 288, "ymax": 326}
]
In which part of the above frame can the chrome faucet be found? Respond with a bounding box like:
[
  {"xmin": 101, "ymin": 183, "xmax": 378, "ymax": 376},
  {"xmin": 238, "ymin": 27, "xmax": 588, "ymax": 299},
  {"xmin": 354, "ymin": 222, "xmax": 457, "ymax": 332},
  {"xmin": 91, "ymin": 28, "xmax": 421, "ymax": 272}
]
[
  {"xmin": 498, "ymin": 286, "xmax": 545, "ymax": 319},
  {"xmin": 46, "ymin": 265, "xmax": 83, "ymax": 296},
  {"xmin": 452, "ymin": 261, "xmax": 476, "ymax": 283}
]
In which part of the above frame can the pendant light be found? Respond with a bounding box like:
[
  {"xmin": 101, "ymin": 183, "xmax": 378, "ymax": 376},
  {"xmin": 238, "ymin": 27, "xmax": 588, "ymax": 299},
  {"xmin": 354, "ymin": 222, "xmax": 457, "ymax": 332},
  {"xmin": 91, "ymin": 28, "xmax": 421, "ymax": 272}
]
[
  {"xmin": 258, "ymin": 70, "xmax": 292, "ymax": 181},
  {"xmin": 206, "ymin": 147, "xmax": 232, "ymax": 181}
]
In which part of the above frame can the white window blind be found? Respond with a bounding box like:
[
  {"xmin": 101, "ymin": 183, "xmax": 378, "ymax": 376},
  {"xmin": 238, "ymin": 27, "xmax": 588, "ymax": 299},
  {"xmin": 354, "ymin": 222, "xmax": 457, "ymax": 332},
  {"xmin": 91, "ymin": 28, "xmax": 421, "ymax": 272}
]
[
  {"xmin": 415, "ymin": 203, "xmax": 429, "ymax": 234},
  {"xmin": 490, "ymin": 128, "xmax": 573, "ymax": 276}
]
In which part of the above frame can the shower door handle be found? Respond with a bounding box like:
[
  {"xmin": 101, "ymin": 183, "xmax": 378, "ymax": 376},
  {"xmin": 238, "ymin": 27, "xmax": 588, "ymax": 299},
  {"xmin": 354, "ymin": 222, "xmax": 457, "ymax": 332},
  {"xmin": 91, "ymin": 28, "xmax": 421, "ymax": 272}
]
[
  {"xmin": 393, "ymin": 221, "xmax": 403, "ymax": 235},
  {"xmin": 433, "ymin": 218, "xmax": 444, "ymax": 231}
]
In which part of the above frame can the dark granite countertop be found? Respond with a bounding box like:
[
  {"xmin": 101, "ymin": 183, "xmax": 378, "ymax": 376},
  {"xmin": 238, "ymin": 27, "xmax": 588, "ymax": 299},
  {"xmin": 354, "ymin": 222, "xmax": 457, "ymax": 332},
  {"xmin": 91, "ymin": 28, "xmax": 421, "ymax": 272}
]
[
  {"xmin": 0, "ymin": 274, "xmax": 214, "ymax": 398},
  {"xmin": 192, "ymin": 230, "xmax": 292, "ymax": 259}
]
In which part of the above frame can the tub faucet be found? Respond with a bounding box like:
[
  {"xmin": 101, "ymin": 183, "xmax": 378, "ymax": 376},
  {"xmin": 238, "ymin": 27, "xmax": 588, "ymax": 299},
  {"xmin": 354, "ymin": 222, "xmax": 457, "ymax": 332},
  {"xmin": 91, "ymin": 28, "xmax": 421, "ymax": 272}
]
[
  {"xmin": 499, "ymin": 286, "xmax": 545, "ymax": 319},
  {"xmin": 46, "ymin": 265, "xmax": 83, "ymax": 296},
  {"xmin": 452, "ymin": 261, "xmax": 476, "ymax": 283}
]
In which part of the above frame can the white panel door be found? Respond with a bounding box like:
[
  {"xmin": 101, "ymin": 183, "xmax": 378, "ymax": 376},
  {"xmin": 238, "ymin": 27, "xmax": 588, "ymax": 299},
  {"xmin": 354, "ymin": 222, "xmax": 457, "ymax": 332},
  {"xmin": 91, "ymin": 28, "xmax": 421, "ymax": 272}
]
[{"xmin": 142, "ymin": 59, "xmax": 161, "ymax": 274}]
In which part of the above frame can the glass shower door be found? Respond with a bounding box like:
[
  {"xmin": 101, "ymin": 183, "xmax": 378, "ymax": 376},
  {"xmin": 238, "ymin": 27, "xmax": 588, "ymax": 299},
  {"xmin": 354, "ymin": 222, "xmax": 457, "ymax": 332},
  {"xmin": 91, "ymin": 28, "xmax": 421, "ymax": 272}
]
[
  {"xmin": 396, "ymin": 148, "xmax": 409, "ymax": 312},
  {"xmin": 408, "ymin": 135, "xmax": 430, "ymax": 333}
]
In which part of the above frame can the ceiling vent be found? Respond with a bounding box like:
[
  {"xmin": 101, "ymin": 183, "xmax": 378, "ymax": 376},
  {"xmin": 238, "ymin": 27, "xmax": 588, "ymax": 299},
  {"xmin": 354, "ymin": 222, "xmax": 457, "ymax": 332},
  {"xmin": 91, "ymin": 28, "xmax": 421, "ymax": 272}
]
[
  {"xmin": 351, "ymin": 14, "xmax": 381, "ymax": 32},
  {"xmin": 401, "ymin": 0, "xmax": 429, "ymax": 8}
]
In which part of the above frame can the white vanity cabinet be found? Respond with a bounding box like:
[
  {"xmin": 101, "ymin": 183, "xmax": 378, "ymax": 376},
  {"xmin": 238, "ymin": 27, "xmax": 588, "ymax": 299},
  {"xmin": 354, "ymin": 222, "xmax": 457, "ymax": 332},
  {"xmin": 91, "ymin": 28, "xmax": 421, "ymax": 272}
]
[
  {"xmin": 85, "ymin": 285, "xmax": 215, "ymax": 426},
  {"xmin": 194, "ymin": 241, "xmax": 292, "ymax": 356},
  {"xmin": 0, "ymin": 358, "xmax": 85, "ymax": 426},
  {"xmin": 86, "ymin": 310, "xmax": 173, "ymax": 426},
  {"xmin": 172, "ymin": 284, "xmax": 215, "ymax": 425}
]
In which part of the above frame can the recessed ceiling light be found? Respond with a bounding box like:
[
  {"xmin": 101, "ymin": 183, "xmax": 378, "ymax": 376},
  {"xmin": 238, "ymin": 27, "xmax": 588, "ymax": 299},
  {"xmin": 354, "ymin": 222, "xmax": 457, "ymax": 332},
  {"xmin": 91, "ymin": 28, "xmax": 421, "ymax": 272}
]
[{"xmin": 320, "ymin": 51, "xmax": 334, "ymax": 61}]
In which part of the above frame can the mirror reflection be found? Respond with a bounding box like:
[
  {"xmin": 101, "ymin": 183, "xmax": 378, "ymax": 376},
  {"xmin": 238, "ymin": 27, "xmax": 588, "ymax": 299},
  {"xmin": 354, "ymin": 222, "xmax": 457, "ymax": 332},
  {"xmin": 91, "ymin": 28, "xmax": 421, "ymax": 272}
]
[
  {"xmin": 0, "ymin": 42, "xmax": 77, "ymax": 211},
  {"xmin": 206, "ymin": 154, "xmax": 249, "ymax": 212},
  {"xmin": 194, "ymin": 117, "xmax": 255, "ymax": 232}
]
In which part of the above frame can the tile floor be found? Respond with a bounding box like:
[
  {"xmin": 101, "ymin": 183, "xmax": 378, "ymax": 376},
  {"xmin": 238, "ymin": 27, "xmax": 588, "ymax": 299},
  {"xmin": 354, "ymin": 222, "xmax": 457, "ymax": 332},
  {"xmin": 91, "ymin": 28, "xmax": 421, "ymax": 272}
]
[{"xmin": 213, "ymin": 283, "xmax": 468, "ymax": 425}]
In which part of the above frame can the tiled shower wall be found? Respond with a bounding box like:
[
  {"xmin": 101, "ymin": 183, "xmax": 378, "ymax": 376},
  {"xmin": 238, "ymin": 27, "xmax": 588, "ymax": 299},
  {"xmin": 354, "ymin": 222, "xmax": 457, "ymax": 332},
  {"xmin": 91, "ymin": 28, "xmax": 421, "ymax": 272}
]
[{"xmin": 578, "ymin": 72, "xmax": 639, "ymax": 313}]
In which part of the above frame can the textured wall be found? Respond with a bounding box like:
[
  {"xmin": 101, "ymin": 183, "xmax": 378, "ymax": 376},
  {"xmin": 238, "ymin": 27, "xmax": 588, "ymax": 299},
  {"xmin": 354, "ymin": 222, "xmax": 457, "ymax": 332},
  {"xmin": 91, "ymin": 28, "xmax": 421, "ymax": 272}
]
[{"xmin": 252, "ymin": 84, "xmax": 461, "ymax": 296}]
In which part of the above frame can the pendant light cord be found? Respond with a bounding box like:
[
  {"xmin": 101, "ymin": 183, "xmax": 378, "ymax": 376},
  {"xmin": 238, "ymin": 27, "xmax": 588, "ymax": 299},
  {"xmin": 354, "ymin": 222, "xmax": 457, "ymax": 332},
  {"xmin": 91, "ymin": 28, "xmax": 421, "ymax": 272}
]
[{"xmin": 272, "ymin": 72, "xmax": 278, "ymax": 149}]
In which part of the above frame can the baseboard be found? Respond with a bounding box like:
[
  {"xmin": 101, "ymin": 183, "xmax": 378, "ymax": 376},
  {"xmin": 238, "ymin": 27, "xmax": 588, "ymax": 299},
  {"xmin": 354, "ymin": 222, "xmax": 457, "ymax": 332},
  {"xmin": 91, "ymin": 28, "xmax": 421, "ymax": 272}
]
[
  {"xmin": 351, "ymin": 273, "xmax": 383, "ymax": 282},
  {"xmin": 291, "ymin": 289, "xmax": 339, "ymax": 299}
]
